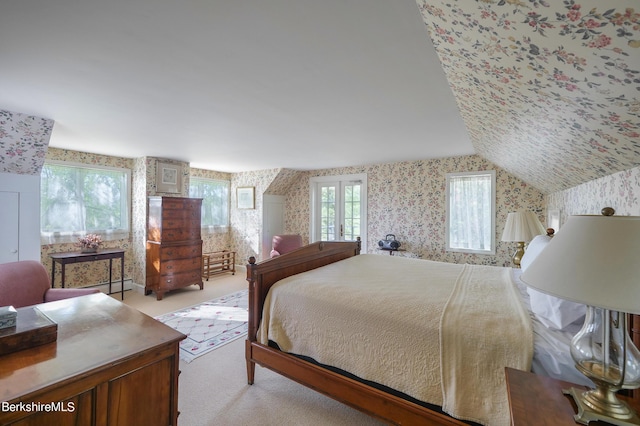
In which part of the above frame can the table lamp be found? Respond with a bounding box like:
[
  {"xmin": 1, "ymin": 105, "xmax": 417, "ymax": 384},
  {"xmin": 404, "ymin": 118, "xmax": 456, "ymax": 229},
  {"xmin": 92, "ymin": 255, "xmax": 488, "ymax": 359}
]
[
  {"xmin": 501, "ymin": 210, "xmax": 546, "ymax": 267},
  {"xmin": 521, "ymin": 208, "xmax": 640, "ymax": 425}
]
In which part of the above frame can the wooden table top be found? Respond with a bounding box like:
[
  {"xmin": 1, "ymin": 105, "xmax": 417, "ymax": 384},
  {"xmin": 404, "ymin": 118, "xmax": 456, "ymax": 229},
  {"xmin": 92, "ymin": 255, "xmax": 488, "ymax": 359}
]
[
  {"xmin": 506, "ymin": 367, "xmax": 640, "ymax": 425},
  {"xmin": 49, "ymin": 248, "xmax": 125, "ymax": 260},
  {"xmin": 0, "ymin": 293, "xmax": 185, "ymax": 402}
]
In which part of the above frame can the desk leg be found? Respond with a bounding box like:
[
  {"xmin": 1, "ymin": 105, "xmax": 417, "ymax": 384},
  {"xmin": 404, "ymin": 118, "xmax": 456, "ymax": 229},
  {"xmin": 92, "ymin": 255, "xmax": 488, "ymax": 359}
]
[
  {"xmin": 51, "ymin": 262, "xmax": 56, "ymax": 288},
  {"xmin": 61, "ymin": 264, "xmax": 66, "ymax": 288},
  {"xmin": 109, "ymin": 258, "xmax": 113, "ymax": 296},
  {"xmin": 120, "ymin": 254, "xmax": 124, "ymax": 300}
]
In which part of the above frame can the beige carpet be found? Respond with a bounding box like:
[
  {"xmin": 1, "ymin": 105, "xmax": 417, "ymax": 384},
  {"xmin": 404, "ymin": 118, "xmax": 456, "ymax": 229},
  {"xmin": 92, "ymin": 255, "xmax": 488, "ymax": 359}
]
[{"xmin": 117, "ymin": 269, "xmax": 385, "ymax": 426}]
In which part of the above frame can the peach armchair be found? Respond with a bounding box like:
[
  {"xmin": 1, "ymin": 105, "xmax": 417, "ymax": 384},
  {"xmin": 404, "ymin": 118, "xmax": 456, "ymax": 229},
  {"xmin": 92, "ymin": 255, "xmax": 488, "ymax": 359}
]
[
  {"xmin": 270, "ymin": 234, "xmax": 303, "ymax": 258},
  {"xmin": 0, "ymin": 260, "xmax": 100, "ymax": 308}
]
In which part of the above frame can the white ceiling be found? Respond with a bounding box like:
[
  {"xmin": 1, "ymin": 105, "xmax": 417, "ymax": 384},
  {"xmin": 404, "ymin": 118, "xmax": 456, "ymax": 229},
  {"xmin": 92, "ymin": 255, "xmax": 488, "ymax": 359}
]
[{"xmin": 0, "ymin": 0, "xmax": 475, "ymax": 173}]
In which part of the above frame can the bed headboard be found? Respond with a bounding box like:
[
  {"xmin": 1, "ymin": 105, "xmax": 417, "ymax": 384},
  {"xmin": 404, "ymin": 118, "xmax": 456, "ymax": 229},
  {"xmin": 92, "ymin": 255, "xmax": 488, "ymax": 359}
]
[{"xmin": 245, "ymin": 239, "xmax": 361, "ymax": 342}]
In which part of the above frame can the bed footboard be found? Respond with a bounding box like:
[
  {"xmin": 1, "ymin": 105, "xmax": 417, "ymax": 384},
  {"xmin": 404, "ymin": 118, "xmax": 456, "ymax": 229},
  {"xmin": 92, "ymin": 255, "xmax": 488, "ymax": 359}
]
[{"xmin": 245, "ymin": 239, "xmax": 361, "ymax": 346}]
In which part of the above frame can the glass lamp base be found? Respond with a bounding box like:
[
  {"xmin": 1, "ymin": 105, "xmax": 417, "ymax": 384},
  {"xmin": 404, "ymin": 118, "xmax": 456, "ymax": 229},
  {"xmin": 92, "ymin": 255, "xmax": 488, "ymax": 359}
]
[{"xmin": 564, "ymin": 387, "xmax": 640, "ymax": 426}]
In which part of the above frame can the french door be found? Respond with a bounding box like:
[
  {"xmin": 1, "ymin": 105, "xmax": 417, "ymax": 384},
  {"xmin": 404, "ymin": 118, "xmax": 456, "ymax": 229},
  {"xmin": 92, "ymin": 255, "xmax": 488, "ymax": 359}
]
[{"xmin": 310, "ymin": 174, "xmax": 367, "ymax": 251}]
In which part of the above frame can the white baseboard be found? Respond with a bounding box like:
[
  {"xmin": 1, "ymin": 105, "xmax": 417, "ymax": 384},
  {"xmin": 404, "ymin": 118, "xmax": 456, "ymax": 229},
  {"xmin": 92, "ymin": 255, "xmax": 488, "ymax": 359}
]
[{"xmin": 90, "ymin": 279, "xmax": 135, "ymax": 295}]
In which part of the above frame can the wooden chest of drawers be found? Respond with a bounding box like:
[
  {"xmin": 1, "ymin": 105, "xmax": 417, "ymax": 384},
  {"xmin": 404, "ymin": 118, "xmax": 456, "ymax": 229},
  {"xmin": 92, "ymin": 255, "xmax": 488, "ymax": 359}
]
[{"xmin": 146, "ymin": 196, "xmax": 203, "ymax": 300}]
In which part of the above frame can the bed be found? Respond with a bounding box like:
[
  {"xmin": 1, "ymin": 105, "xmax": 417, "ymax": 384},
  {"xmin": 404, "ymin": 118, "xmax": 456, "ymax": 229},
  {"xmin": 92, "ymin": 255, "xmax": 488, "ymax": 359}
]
[{"xmin": 245, "ymin": 238, "xmax": 640, "ymax": 425}]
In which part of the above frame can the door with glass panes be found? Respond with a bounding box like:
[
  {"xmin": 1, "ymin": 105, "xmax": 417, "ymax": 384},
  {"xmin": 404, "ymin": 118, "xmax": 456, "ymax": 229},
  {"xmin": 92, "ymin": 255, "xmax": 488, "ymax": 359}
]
[{"xmin": 310, "ymin": 174, "xmax": 367, "ymax": 252}]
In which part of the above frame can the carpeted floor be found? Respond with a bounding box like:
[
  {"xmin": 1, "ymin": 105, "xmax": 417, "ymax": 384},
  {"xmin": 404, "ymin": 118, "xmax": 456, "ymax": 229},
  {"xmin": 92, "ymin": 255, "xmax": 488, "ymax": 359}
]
[{"xmin": 117, "ymin": 270, "xmax": 385, "ymax": 425}]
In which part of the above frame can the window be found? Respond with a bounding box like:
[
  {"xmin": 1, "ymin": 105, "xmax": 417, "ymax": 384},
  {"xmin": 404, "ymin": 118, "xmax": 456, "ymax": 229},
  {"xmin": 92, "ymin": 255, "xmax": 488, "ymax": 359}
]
[
  {"xmin": 446, "ymin": 170, "xmax": 496, "ymax": 254},
  {"xmin": 40, "ymin": 161, "xmax": 130, "ymax": 242},
  {"xmin": 189, "ymin": 178, "xmax": 229, "ymax": 231}
]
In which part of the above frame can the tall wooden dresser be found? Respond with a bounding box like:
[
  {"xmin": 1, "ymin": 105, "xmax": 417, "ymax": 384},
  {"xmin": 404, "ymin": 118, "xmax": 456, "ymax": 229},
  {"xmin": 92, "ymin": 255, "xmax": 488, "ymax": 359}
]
[{"xmin": 146, "ymin": 196, "xmax": 203, "ymax": 300}]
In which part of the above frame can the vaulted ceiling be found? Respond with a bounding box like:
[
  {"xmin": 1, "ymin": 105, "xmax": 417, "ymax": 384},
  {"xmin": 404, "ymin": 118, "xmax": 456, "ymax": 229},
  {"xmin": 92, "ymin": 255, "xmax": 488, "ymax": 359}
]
[
  {"xmin": 0, "ymin": 0, "xmax": 638, "ymax": 194},
  {"xmin": 417, "ymin": 1, "xmax": 640, "ymax": 193}
]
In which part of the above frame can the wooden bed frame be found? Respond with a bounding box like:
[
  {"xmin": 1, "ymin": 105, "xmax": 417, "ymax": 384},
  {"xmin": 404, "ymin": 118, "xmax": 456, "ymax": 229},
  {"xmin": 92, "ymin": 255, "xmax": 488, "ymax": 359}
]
[
  {"xmin": 245, "ymin": 240, "xmax": 640, "ymax": 424},
  {"xmin": 245, "ymin": 240, "xmax": 468, "ymax": 425}
]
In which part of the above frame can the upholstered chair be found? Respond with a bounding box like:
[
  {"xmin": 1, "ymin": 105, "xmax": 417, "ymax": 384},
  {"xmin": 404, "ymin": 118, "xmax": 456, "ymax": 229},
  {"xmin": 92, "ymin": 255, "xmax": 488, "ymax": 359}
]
[
  {"xmin": 0, "ymin": 260, "xmax": 100, "ymax": 308},
  {"xmin": 270, "ymin": 234, "xmax": 303, "ymax": 258}
]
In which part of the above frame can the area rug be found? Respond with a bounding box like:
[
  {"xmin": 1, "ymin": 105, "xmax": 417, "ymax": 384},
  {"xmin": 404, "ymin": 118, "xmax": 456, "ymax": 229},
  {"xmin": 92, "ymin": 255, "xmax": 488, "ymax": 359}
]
[{"xmin": 155, "ymin": 290, "xmax": 248, "ymax": 363}]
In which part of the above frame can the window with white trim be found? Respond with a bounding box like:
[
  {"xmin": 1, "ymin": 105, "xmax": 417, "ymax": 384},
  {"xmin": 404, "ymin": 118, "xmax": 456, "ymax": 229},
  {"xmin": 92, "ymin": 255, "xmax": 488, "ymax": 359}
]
[
  {"xmin": 446, "ymin": 170, "xmax": 496, "ymax": 254},
  {"xmin": 189, "ymin": 177, "xmax": 229, "ymax": 231},
  {"xmin": 40, "ymin": 161, "xmax": 131, "ymax": 243}
]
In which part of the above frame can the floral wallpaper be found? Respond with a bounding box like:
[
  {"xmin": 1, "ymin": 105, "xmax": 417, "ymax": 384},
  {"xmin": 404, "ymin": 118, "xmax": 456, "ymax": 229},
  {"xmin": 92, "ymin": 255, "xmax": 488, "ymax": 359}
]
[
  {"xmin": 284, "ymin": 155, "xmax": 545, "ymax": 267},
  {"xmin": 264, "ymin": 168, "xmax": 304, "ymax": 195},
  {"xmin": 548, "ymin": 163, "xmax": 640, "ymax": 222},
  {"xmin": 0, "ymin": 109, "xmax": 53, "ymax": 175},
  {"xmin": 416, "ymin": 1, "xmax": 640, "ymax": 194}
]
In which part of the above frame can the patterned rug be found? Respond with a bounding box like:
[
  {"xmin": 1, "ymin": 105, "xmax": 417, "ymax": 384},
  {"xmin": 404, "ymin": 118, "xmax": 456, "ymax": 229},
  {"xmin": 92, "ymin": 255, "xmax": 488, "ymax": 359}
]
[{"xmin": 155, "ymin": 290, "xmax": 248, "ymax": 363}]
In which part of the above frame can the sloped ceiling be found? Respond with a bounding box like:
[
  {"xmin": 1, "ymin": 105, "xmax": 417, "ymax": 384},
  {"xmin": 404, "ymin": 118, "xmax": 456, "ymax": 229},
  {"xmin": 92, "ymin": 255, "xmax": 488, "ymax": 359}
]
[
  {"xmin": 0, "ymin": 110, "xmax": 54, "ymax": 175},
  {"xmin": 417, "ymin": 1, "xmax": 640, "ymax": 193}
]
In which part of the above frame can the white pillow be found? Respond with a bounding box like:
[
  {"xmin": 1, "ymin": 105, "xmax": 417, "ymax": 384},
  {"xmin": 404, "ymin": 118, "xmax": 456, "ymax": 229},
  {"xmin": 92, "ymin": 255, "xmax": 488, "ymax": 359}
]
[{"xmin": 522, "ymin": 235, "xmax": 586, "ymax": 331}]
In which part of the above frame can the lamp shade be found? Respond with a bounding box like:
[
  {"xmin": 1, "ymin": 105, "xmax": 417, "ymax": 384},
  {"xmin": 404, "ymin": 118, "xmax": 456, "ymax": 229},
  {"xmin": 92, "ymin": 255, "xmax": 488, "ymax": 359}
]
[
  {"xmin": 501, "ymin": 211, "xmax": 546, "ymax": 242},
  {"xmin": 520, "ymin": 214, "xmax": 640, "ymax": 315}
]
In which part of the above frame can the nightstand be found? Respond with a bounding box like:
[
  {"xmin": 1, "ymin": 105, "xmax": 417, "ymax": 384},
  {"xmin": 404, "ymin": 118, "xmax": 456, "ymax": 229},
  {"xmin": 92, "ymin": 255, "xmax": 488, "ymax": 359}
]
[{"xmin": 505, "ymin": 367, "xmax": 640, "ymax": 425}]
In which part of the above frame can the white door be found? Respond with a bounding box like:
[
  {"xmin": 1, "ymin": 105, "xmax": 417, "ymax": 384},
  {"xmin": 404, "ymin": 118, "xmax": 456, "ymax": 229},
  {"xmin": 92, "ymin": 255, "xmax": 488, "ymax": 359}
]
[
  {"xmin": 0, "ymin": 191, "xmax": 20, "ymax": 263},
  {"xmin": 262, "ymin": 195, "xmax": 285, "ymax": 260},
  {"xmin": 310, "ymin": 174, "xmax": 367, "ymax": 252}
]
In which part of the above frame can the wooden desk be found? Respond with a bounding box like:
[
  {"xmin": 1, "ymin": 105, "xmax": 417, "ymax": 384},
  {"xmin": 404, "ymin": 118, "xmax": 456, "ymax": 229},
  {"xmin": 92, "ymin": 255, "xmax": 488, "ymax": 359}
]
[
  {"xmin": 506, "ymin": 367, "xmax": 640, "ymax": 425},
  {"xmin": 0, "ymin": 293, "xmax": 185, "ymax": 426},
  {"xmin": 50, "ymin": 249, "xmax": 125, "ymax": 299}
]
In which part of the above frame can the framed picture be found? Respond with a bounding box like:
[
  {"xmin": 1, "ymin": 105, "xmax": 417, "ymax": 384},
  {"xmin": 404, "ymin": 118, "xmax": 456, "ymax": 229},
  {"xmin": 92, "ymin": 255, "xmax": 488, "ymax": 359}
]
[
  {"xmin": 547, "ymin": 209, "xmax": 561, "ymax": 233},
  {"xmin": 156, "ymin": 162, "xmax": 181, "ymax": 193},
  {"xmin": 237, "ymin": 187, "xmax": 255, "ymax": 209}
]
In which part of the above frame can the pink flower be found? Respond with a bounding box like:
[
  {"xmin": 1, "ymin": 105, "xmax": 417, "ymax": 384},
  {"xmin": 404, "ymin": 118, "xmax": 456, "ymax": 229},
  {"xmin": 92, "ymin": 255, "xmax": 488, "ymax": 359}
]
[
  {"xmin": 567, "ymin": 10, "xmax": 581, "ymax": 21},
  {"xmin": 588, "ymin": 34, "xmax": 612, "ymax": 48},
  {"xmin": 584, "ymin": 19, "xmax": 601, "ymax": 29}
]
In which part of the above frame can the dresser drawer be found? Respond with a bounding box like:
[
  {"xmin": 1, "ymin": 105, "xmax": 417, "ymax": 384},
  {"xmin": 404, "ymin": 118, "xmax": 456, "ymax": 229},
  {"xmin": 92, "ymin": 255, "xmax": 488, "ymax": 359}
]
[
  {"xmin": 159, "ymin": 227, "xmax": 201, "ymax": 242},
  {"xmin": 159, "ymin": 270, "xmax": 202, "ymax": 290},
  {"xmin": 161, "ymin": 218, "xmax": 200, "ymax": 230},
  {"xmin": 160, "ymin": 257, "xmax": 201, "ymax": 275},
  {"xmin": 160, "ymin": 198, "xmax": 201, "ymax": 212},
  {"xmin": 160, "ymin": 243, "xmax": 202, "ymax": 260}
]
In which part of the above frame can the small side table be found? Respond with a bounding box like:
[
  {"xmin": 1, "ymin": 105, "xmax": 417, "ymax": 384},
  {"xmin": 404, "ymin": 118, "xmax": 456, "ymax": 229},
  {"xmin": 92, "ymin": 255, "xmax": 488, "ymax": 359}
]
[
  {"xmin": 50, "ymin": 249, "xmax": 125, "ymax": 300},
  {"xmin": 505, "ymin": 367, "xmax": 640, "ymax": 425}
]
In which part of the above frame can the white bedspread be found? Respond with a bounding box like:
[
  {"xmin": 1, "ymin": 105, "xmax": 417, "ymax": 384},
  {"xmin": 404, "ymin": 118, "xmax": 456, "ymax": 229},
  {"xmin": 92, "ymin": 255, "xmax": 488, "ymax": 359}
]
[{"xmin": 258, "ymin": 254, "xmax": 532, "ymax": 425}]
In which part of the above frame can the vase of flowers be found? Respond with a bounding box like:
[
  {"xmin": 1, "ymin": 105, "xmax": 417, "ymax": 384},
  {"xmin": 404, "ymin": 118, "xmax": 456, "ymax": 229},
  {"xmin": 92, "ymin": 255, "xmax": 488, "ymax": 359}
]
[{"xmin": 77, "ymin": 234, "xmax": 103, "ymax": 253}]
